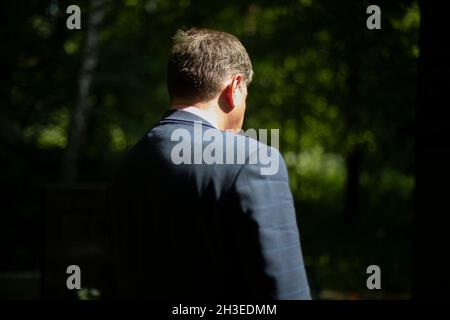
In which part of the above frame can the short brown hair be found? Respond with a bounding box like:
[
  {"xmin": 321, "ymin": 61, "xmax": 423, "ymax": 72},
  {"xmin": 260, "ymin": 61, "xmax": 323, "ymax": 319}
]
[{"xmin": 167, "ymin": 28, "xmax": 253, "ymax": 101}]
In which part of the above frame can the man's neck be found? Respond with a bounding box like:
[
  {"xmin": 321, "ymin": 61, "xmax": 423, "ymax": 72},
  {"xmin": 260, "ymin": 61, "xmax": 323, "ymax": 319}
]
[{"xmin": 171, "ymin": 104, "xmax": 221, "ymax": 130}]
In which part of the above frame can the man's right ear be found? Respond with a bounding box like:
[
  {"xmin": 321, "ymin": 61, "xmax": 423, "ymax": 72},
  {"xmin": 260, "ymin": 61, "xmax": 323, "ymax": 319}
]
[{"xmin": 226, "ymin": 74, "xmax": 243, "ymax": 110}]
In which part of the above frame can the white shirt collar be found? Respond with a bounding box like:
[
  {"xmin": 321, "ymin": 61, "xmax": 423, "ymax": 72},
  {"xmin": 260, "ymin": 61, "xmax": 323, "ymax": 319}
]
[{"xmin": 176, "ymin": 106, "xmax": 219, "ymax": 129}]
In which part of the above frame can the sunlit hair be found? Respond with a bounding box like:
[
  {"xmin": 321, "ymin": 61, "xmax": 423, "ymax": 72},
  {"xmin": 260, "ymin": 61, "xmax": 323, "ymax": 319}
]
[{"xmin": 167, "ymin": 28, "xmax": 253, "ymax": 102}]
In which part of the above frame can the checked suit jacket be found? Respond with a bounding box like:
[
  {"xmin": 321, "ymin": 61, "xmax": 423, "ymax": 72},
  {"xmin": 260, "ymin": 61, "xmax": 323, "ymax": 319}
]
[{"xmin": 109, "ymin": 109, "xmax": 311, "ymax": 300}]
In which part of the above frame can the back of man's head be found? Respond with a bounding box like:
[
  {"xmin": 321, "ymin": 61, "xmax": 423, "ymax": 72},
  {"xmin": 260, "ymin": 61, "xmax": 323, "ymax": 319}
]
[{"xmin": 167, "ymin": 28, "xmax": 253, "ymax": 102}]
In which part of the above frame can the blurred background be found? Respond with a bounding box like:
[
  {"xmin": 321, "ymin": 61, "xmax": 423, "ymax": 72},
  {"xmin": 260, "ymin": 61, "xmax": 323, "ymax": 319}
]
[{"xmin": 0, "ymin": 0, "xmax": 419, "ymax": 299}]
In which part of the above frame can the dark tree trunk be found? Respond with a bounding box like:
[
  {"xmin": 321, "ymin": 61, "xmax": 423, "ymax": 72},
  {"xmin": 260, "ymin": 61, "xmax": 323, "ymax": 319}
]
[
  {"xmin": 61, "ymin": 0, "xmax": 106, "ymax": 183},
  {"xmin": 344, "ymin": 40, "xmax": 362, "ymax": 223}
]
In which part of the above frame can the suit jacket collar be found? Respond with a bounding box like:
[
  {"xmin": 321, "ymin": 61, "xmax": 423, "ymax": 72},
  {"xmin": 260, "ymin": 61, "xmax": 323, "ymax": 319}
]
[{"xmin": 158, "ymin": 109, "xmax": 217, "ymax": 129}]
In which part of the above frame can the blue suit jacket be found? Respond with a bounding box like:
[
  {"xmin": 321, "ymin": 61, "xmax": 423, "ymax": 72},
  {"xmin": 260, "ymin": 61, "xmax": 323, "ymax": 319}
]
[{"xmin": 110, "ymin": 109, "xmax": 311, "ymax": 300}]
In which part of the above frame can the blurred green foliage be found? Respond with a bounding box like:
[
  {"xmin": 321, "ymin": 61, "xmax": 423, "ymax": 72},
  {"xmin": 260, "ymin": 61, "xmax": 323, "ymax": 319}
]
[{"xmin": 0, "ymin": 0, "xmax": 418, "ymax": 298}]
